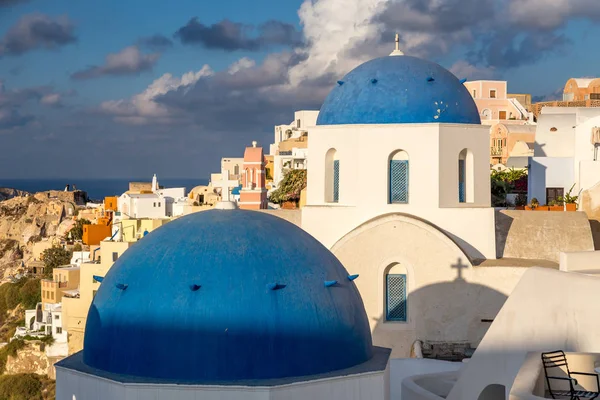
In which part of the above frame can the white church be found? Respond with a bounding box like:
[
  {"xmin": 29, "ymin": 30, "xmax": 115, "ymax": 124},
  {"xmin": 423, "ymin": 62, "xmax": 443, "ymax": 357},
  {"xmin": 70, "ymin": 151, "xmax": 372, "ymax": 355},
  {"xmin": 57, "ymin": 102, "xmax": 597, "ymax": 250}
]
[{"xmin": 55, "ymin": 42, "xmax": 600, "ymax": 400}]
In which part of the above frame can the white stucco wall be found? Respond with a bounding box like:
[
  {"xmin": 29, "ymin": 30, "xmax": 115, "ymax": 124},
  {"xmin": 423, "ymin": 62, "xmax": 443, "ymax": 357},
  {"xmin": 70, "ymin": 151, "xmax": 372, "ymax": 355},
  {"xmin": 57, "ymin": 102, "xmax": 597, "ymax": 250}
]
[
  {"xmin": 391, "ymin": 359, "xmax": 462, "ymax": 400},
  {"xmin": 304, "ymin": 123, "xmax": 495, "ymax": 259},
  {"xmin": 329, "ymin": 213, "xmax": 524, "ymax": 358},
  {"xmin": 446, "ymin": 268, "xmax": 600, "ymax": 400},
  {"xmin": 559, "ymin": 250, "xmax": 600, "ymax": 274},
  {"xmin": 528, "ymin": 157, "xmax": 574, "ymax": 204},
  {"xmin": 533, "ymin": 110, "xmax": 576, "ymax": 158},
  {"xmin": 56, "ymin": 366, "xmax": 387, "ymax": 400}
]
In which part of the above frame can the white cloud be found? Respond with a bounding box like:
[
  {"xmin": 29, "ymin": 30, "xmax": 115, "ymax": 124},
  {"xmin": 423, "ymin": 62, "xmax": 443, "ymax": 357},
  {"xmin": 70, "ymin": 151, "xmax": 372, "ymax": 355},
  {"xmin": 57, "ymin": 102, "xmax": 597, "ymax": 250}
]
[
  {"xmin": 71, "ymin": 46, "xmax": 160, "ymax": 80},
  {"xmin": 99, "ymin": 64, "xmax": 214, "ymax": 124}
]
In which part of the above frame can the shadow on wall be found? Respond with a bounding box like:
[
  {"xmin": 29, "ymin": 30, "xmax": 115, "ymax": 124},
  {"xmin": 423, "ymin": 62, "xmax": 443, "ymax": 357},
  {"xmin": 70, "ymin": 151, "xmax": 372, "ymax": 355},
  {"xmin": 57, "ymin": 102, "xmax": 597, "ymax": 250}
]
[
  {"xmin": 589, "ymin": 220, "xmax": 600, "ymax": 251},
  {"xmin": 495, "ymin": 210, "xmax": 514, "ymax": 258},
  {"xmin": 372, "ymin": 261, "xmax": 508, "ymax": 359}
]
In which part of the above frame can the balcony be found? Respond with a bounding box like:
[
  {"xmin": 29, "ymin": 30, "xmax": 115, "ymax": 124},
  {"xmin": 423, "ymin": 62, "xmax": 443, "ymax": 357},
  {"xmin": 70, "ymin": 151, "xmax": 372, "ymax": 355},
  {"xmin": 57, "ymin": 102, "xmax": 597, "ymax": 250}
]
[
  {"xmin": 491, "ymin": 147, "xmax": 504, "ymax": 157},
  {"xmin": 42, "ymin": 280, "xmax": 69, "ymax": 289}
]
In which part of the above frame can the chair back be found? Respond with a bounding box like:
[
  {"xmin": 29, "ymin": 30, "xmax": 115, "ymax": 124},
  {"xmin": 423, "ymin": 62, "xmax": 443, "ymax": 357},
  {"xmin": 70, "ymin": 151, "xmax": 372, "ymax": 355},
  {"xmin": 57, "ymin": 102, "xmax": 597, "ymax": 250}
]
[{"xmin": 542, "ymin": 350, "xmax": 571, "ymax": 376}]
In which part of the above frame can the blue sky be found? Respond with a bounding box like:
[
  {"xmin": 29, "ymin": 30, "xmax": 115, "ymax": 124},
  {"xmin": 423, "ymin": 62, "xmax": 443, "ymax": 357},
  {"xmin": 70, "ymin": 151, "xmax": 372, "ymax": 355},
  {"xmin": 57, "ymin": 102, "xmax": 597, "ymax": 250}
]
[{"xmin": 1, "ymin": 0, "xmax": 600, "ymax": 179}]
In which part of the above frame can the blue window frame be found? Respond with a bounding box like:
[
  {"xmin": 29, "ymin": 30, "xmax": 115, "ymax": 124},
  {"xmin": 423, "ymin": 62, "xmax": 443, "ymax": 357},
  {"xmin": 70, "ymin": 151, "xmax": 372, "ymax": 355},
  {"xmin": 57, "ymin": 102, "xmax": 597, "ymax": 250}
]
[
  {"xmin": 458, "ymin": 159, "xmax": 466, "ymax": 203},
  {"xmin": 333, "ymin": 160, "xmax": 340, "ymax": 203},
  {"xmin": 390, "ymin": 160, "xmax": 409, "ymax": 203},
  {"xmin": 386, "ymin": 274, "xmax": 407, "ymax": 322}
]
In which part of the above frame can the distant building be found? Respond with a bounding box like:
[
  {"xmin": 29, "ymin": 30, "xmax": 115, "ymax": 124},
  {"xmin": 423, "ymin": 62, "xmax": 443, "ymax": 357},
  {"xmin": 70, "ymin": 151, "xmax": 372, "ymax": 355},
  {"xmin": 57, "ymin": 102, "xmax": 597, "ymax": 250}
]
[
  {"xmin": 118, "ymin": 174, "xmax": 187, "ymax": 219},
  {"xmin": 528, "ymin": 107, "xmax": 600, "ymax": 205},
  {"xmin": 239, "ymin": 141, "xmax": 268, "ymax": 210},
  {"xmin": 533, "ymin": 77, "xmax": 600, "ymax": 118},
  {"xmin": 221, "ymin": 157, "xmax": 244, "ymax": 182},
  {"xmin": 563, "ymin": 78, "xmax": 600, "ymax": 101},
  {"xmin": 270, "ymin": 111, "xmax": 317, "ymax": 190},
  {"xmin": 61, "ymin": 239, "xmax": 134, "ymax": 354},
  {"xmin": 489, "ymin": 123, "xmax": 536, "ymax": 165},
  {"xmin": 463, "ymin": 80, "xmax": 531, "ymax": 125}
]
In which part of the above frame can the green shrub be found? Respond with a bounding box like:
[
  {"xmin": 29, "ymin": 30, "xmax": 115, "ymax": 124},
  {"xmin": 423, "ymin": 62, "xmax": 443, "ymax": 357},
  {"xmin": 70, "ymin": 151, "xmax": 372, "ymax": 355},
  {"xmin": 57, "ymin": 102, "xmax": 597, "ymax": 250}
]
[
  {"xmin": 0, "ymin": 373, "xmax": 43, "ymax": 400},
  {"xmin": 4, "ymin": 284, "xmax": 20, "ymax": 310},
  {"xmin": 18, "ymin": 279, "xmax": 41, "ymax": 309}
]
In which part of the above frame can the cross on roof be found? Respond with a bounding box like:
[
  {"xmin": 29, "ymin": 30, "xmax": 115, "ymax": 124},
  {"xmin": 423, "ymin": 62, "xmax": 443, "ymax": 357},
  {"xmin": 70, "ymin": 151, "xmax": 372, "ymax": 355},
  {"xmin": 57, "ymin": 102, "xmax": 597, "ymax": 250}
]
[
  {"xmin": 213, "ymin": 169, "xmax": 238, "ymax": 203},
  {"xmin": 395, "ymin": 33, "xmax": 400, "ymax": 51},
  {"xmin": 451, "ymin": 258, "xmax": 468, "ymax": 281}
]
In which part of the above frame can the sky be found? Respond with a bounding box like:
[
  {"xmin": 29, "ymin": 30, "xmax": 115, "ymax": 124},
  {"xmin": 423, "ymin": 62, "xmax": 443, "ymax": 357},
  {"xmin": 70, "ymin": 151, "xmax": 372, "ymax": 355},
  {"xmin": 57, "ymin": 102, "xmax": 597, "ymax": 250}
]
[{"xmin": 1, "ymin": 0, "xmax": 600, "ymax": 179}]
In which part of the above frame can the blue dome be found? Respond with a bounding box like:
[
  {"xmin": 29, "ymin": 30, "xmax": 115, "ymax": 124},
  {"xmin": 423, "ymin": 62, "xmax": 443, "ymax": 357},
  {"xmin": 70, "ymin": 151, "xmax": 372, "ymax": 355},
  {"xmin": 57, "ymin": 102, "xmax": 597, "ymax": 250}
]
[
  {"xmin": 317, "ymin": 55, "xmax": 481, "ymax": 125},
  {"xmin": 83, "ymin": 210, "xmax": 373, "ymax": 383}
]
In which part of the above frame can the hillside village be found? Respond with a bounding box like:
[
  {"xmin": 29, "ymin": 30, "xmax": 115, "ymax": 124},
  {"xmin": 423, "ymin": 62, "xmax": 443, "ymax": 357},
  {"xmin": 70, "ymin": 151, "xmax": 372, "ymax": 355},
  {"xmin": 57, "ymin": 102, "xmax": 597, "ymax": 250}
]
[{"xmin": 4, "ymin": 54, "xmax": 600, "ymax": 399}]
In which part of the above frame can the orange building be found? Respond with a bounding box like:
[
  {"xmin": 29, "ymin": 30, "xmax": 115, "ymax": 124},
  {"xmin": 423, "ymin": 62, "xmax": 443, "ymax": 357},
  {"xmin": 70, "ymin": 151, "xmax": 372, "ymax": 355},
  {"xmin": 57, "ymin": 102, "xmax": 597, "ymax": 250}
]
[
  {"xmin": 82, "ymin": 197, "xmax": 115, "ymax": 245},
  {"xmin": 104, "ymin": 196, "xmax": 118, "ymax": 211},
  {"xmin": 563, "ymin": 78, "xmax": 600, "ymax": 101},
  {"xmin": 239, "ymin": 141, "xmax": 268, "ymax": 210}
]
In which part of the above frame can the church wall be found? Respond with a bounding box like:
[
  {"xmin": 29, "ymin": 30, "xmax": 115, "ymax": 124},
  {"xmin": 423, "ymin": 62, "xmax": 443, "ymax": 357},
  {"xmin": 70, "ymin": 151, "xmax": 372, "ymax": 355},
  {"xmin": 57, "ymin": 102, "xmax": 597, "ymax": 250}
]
[
  {"xmin": 56, "ymin": 365, "xmax": 388, "ymax": 400},
  {"xmin": 438, "ymin": 125, "xmax": 491, "ymax": 208},
  {"xmin": 330, "ymin": 213, "xmax": 523, "ymax": 358},
  {"xmin": 303, "ymin": 204, "xmax": 496, "ymax": 260},
  {"xmin": 307, "ymin": 124, "xmax": 442, "ymax": 208}
]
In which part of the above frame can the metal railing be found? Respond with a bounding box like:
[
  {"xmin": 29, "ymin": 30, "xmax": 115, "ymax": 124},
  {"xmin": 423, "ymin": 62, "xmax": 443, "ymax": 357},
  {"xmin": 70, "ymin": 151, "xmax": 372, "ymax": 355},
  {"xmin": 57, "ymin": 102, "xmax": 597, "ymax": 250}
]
[{"xmin": 491, "ymin": 147, "xmax": 503, "ymax": 156}]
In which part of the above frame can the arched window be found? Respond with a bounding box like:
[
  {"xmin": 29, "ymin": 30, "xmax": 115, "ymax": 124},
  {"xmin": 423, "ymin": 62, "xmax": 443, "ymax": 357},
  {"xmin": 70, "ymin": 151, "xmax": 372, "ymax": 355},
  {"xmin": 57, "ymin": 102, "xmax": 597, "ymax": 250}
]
[
  {"xmin": 385, "ymin": 263, "xmax": 407, "ymax": 322},
  {"xmin": 389, "ymin": 150, "xmax": 409, "ymax": 204},
  {"xmin": 458, "ymin": 149, "xmax": 474, "ymax": 203},
  {"xmin": 325, "ymin": 149, "xmax": 339, "ymax": 203}
]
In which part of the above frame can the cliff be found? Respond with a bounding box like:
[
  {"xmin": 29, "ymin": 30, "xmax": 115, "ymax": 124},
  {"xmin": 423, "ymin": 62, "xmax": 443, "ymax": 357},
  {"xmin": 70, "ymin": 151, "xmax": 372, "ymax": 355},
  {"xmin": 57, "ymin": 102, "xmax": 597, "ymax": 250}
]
[
  {"xmin": 0, "ymin": 191, "xmax": 85, "ymax": 280},
  {"xmin": 0, "ymin": 188, "xmax": 29, "ymax": 202}
]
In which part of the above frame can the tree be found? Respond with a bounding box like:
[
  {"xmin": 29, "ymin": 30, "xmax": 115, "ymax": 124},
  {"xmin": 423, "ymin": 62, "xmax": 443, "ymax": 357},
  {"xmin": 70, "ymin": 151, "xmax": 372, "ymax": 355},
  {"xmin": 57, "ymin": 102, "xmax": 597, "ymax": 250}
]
[
  {"xmin": 269, "ymin": 169, "xmax": 307, "ymax": 205},
  {"xmin": 68, "ymin": 219, "xmax": 91, "ymax": 241},
  {"xmin": 41, "ymin": 246, "xmax": 72, "ymax": 277}
]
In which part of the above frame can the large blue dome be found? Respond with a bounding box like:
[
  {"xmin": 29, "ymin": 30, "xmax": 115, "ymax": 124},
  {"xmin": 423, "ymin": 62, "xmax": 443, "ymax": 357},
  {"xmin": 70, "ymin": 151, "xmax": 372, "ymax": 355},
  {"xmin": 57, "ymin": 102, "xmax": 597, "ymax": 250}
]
[
  {"xmin": 316, "ymin": 55, "xmax": 481, "ymax": 125},
  {"xmin": 83, "ymin": 210, "xmax": 373, "ymax": 383}
]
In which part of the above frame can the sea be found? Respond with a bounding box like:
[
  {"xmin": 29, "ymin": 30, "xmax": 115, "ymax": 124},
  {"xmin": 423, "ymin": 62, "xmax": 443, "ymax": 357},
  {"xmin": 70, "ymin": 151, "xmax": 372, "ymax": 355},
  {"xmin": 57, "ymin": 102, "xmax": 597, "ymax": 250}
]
[{"xmin": 0, "ymin": 178, "xmax": 209, "ymax": 202}]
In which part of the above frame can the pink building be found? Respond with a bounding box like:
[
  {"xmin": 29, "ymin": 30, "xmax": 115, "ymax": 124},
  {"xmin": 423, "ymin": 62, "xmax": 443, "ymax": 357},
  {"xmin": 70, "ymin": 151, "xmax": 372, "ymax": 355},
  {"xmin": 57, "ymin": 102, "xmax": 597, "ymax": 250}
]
[
  {"xmin": 239, "ymin": 141, "xmax": 268, "ymax": 210},
  {"xmin": 463, "ymin": 80, "xmax": 530, "ymax": 125}
]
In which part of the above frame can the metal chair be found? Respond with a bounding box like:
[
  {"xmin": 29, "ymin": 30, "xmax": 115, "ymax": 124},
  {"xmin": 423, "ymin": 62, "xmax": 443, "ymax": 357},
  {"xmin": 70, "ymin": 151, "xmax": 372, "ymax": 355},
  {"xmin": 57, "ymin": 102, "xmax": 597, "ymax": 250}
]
[{"xmin": 542, "ymin": 351, "xmax": 600, "ymax": 399}]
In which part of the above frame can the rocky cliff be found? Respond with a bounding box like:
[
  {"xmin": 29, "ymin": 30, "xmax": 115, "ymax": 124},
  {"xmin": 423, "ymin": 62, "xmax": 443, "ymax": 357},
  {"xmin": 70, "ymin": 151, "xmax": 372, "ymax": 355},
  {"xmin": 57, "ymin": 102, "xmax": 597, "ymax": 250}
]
[
  {"xmin": 0, "ymin": 188, "xmax": 29, "ymax": 202},
  {"xmin": 0, "ymin": 191, "xmax": 84, "ymax": 280}
]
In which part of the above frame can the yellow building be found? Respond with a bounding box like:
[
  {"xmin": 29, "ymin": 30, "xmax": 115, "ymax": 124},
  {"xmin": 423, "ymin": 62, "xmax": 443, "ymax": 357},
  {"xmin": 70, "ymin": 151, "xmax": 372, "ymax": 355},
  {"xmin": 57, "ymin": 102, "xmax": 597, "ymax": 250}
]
[
  {"xmin": 114, "ymin": 218, "xmax": 170, "ymax": 242},
  {"xmin": 41, "ymin": 266, "xmax": 80, "ymax": 307},
  {"xmin": 62, "ymin": 240, "xmax": 134, "ymax": 354}
]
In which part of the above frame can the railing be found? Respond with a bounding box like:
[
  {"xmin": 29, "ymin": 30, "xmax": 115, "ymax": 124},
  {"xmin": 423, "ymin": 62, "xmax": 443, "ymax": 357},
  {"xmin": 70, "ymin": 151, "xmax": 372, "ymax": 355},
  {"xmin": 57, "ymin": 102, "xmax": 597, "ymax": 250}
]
[
  {"xmin": 279, "ymin": 151, "xmax": 293, "ymax": 156},
  {"xmin": 42, "ymin": 280, "xmax": 69, "ymax": 289},
  {"xmin": 491, "ymin": 147, "xmax": 504, "ymax": 156}
]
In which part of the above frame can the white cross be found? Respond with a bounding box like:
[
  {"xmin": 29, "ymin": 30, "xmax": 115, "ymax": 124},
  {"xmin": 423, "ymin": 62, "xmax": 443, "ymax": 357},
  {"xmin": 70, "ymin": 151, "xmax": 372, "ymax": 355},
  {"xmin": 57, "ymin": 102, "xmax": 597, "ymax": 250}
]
[{"xmin": 213, "ymin": 169, "xmax": 238, "ymax": 202}]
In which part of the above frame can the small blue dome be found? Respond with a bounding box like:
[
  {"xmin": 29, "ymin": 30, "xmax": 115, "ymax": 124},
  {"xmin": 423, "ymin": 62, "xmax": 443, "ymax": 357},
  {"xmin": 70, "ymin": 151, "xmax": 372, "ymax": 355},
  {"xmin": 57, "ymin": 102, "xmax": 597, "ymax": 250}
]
[
  {"xmin": 317, "ymin": 55, "xmax": 481, "ymax": 125},
  {"xmin": 83, "ymin": 210, "xmax": 373, "ymax": 383}
]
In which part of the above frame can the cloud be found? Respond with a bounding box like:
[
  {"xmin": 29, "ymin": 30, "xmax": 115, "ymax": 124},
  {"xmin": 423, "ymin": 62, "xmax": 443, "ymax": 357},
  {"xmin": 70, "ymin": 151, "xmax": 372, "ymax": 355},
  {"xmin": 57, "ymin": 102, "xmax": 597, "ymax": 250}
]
[
  {"xmin": 138, "ymin": 34, "xmax": 173, "ymax": 51},
  {"xmin": 0, "ymin": 81, "xmax": 72, "ymax": 131},
  {"xmin": 174, "ymin": 18, "xmax": 302, "ymax": 51},
  {"xmin": 71, "ymin": 46, "xmax": 160, "ymax": 80},
  {"xmin": 0, "ymin": 0, "xmax": 28, "ymax": 7},
  {"xmin": 450, "ymin": 61, "xmax": 497, "ymax": 80},
  {"xmin": 0, "ymin": 14, "xmax": 76, "ymax": 56}
]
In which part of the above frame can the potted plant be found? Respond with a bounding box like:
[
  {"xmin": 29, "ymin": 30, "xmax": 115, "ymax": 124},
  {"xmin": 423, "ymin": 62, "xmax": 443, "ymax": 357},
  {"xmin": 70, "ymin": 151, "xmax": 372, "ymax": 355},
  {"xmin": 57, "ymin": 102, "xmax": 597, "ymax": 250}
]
[
  {"xmin": 525, "ymin": 197, "xmax": 539, "ymax": 211},
  {"xmin": 558, "ymin": 184, "xmax": 579, "ymax": 211},
  {"xmin": 514, "ymin": 193, "xmax": 527, "ymax": 210},
  {"xmin": 548, "ymin": 200, "xmax": 563, "ymax": 212}
]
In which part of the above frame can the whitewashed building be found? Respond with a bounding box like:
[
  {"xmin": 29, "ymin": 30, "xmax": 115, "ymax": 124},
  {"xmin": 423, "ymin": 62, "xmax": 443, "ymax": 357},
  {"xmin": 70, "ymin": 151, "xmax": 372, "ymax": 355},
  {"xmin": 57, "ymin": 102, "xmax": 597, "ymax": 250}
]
[{"xmin": 528, "ymin": 107, "xmax": 600, "ymax": 204}]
